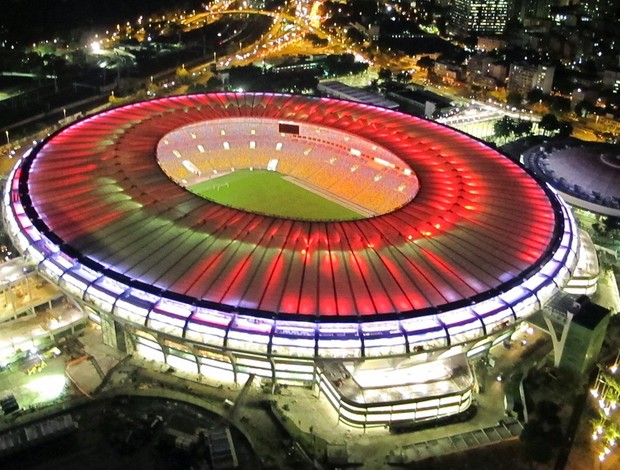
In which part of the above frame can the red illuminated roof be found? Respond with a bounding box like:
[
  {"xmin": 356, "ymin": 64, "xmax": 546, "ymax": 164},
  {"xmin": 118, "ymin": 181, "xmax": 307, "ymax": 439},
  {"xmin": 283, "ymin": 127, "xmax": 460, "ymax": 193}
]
[{"xmin": 22, "ymin": 93, "xmax": 560, "ymax": 319}]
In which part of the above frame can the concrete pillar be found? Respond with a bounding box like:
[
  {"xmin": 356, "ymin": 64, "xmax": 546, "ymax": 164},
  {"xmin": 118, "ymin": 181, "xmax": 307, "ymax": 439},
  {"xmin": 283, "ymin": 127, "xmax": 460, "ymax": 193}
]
[{"xmin": 543, "ymin": 313, "xmax": 573, "ymax": 367}]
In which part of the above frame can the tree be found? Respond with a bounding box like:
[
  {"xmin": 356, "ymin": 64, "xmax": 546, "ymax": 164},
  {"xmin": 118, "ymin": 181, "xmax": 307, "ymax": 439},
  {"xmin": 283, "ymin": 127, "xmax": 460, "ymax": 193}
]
[
  {"xmin": 176, "ymin": 65, "xmax": 190, "ymax": 84},
  {"xmin": 321, "ymin": 54, "xmax": 368, "ymax": 77},
  {"xmin": 535, "ymin": 400, "xmax": 561, "ymax": 426},
  {"xmin": 345, "ymin": 28, "xmax": 365, "ymax": 45},
  {"xmin": 550, "ymin": 96, "xmax": 570, "ymax": 113},
  {"xmin": 520, "ymin": 420, "xmax": 554, "ymax": 465},
  {"xmin": 520, "ymin": 399, "xmax": 563, "ymax": 468},
  {"xmin": 283, "ymin": 72, "xmax": 319, "ymax": 93},
  {"xmin": 205, "ymin": 75, "xmax": 223, "ymax": 91},
  {"xmin": 396, "ymin": 70, "xmax": 412, "ymax": 83},
  {"xmin": 417, "ymin": 56, "xmax": 435, "ymax": 71},
  {"xmin": 514, "ymin": 120, "xmax": 534, "ymax": 138},
  {"xmin": 526, "ymin": 87, "xmax": 545, "ymax": 105},
  {"xmin": 305, "ymin": 33, "xmax": 328, "ymax": 48},
  {"xmin": 594, "ymin": 216, "xmax": 620, "ymax": 239},
  {"xmin": 575, "ymin": 100, "xmax": 595, "ymax": 117},
  {"xmin": 494, "ymin": 116, "xmax": 516, "ymax": 142},
  {"xmin": 557, "ymin": 121, "xmax": 573, "ymax": 138},
  {"xmin": 539, "ymin": 113, "xmax": 560, "ymax": 135},
  {"xmin": 507, "ymin": 91, "xmax": 522, "ymax": 107},
  {"xmin": 378, "ymin": 67, "xmax": 392, "ymax": 82},
  {"xmin": 186, "ymin": 83, "xmax": 208, "ymax": 94}
]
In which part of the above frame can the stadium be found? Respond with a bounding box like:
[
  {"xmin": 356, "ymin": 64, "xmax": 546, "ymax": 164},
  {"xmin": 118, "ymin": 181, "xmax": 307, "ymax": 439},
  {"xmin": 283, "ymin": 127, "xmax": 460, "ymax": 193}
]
[
  {"xmin": 3, "ymin": 93, "xmax": 580, "ymax": 428},
  {"xmin": 523, "ymin": 141, "xmax": 620, "ymax": 218}
]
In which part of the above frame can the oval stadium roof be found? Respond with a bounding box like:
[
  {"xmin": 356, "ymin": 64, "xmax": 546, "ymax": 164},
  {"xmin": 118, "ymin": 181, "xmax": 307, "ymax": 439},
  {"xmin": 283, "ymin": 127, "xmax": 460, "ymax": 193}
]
[{"xmin": 17, "ymin": 93, "xmax": 566, "ymax": 320}]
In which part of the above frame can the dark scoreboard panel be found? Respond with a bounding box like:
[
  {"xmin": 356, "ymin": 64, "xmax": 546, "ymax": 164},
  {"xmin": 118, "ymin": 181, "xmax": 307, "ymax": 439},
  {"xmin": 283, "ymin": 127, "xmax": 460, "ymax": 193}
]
[{"xmin": 279, "ymin": 122, "xmax": 299, "ymax": 135}]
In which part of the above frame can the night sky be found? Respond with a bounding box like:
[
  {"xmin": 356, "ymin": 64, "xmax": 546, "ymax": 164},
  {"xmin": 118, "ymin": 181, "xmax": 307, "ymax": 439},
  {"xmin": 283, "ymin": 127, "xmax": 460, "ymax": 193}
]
[{"xmin": 1, "ymin": 0, "xmax": 204, "ymax": 41}]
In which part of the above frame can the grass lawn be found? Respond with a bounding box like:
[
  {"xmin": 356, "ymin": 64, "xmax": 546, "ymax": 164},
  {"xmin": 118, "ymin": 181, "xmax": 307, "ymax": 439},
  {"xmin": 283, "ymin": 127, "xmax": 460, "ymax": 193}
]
[{"xmin": 189, "ymin": 169, "xmax": 363, "ymax": 221}]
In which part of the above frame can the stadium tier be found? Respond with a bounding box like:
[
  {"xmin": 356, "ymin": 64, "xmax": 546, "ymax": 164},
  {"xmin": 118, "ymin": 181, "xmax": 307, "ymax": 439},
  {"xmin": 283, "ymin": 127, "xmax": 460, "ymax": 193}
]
[
  {"xmin": 156, "ymin": 117, "xmax": 416, "ymax": 217},
  {"xmin": 3, "ymin": 93, "xmax": 579, "ymax": 427}
]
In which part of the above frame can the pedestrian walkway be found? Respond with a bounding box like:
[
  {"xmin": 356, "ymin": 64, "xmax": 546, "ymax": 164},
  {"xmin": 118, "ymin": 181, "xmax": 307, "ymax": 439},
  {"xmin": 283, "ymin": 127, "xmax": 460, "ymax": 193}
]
[
  {"xmin": 386, "ymin": 419, "xmax": 524, "ymax": 465},
  {"xmin": 268, "ymin": 371, "xmax": 512, "ymax": 468},
  {"xmin": 30, "ymin": 327, "xmax": 529, "ymax": 469}
]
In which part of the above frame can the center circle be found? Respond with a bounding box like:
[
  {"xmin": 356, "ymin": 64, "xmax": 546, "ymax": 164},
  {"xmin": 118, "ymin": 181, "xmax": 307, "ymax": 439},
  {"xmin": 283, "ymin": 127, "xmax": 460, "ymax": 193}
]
[{"xmin": 156, "ymin": 117, "xmax": 419, "ymax": 221}]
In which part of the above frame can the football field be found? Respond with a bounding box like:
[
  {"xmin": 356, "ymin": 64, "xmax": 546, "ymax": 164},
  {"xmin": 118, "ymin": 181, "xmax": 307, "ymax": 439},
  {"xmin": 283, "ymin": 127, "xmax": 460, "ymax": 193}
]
[{"xmin": 188, "ymin": 169, "xmax": 363, "ymax": 220}]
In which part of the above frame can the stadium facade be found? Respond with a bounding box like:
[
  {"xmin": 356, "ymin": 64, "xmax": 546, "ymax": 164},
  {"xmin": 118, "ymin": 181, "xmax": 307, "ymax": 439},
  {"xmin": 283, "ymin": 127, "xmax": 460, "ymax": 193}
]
[{"xmin": 3, "ymin": 93, "xmax": 580, "ymax": 428}]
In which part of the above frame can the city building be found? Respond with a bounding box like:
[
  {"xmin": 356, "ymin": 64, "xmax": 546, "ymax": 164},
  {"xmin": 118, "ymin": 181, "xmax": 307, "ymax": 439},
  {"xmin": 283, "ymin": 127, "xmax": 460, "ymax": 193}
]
[
  {"xmin": 317, "ymin": 80, "xmax": 399, "ymax": 109},
  {"xmin": 519, "ymin": 0, "xmax": 554, "ymax": 20},
  {"xmin": 467, "ymin": 53, "xmax": 508, "ymax": 89},
  {"xmin": 387, "ymin": 87, "xmax": 454, "ymax": 118},
  {"xmin": 270, "ymin": 55, "xmax": 329, "ymax": 75},
  {"xmin": 538, "ymin": 293, "xmax": 610, "ymax": 374},
  {"xmin": 602, "ymin": 69, "xmax": 620, "ymax": 94},
  {"xmin": 449, "ymin": 0, "xmax": 511, "ymax": 36},
  {"xmin": 558, "ymin": 296, "xmax": 611, "ymax": 376},
  {"xmin": 3, "ymin": 93, "xmax": 579, "ymax": 428},
  {"xmin": 433, "ymin": 60, "xmax": 463, "ymax": 85},
  {"xmin": 507, "ymin": 63, "xmax": 555, "ymax": 96},
  {"xmin": 581, "ymin": 0, "xmax": 619, "ymax": 21},
  {"xmin": 476, "ymin": 36, "xmax": 507, "ymax": 51}
]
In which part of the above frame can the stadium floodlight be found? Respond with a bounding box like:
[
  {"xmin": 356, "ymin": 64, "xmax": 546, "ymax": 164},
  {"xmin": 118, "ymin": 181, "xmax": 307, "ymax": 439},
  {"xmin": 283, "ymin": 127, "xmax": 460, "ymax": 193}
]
[
  {"xmin": 267, "ymin": 159, "xmax": 279, "ymax": 171},
  {"xmin": 26, "ymin": 375, "xmax": 67, "ymax": 402}
]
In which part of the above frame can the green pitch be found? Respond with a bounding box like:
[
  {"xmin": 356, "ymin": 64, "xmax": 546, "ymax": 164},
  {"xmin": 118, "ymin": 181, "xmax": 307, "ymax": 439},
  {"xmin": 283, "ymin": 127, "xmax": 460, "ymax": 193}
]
[{"xmin": 188, "ymin": 169, "xmax": 364, "ymax": 221}]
